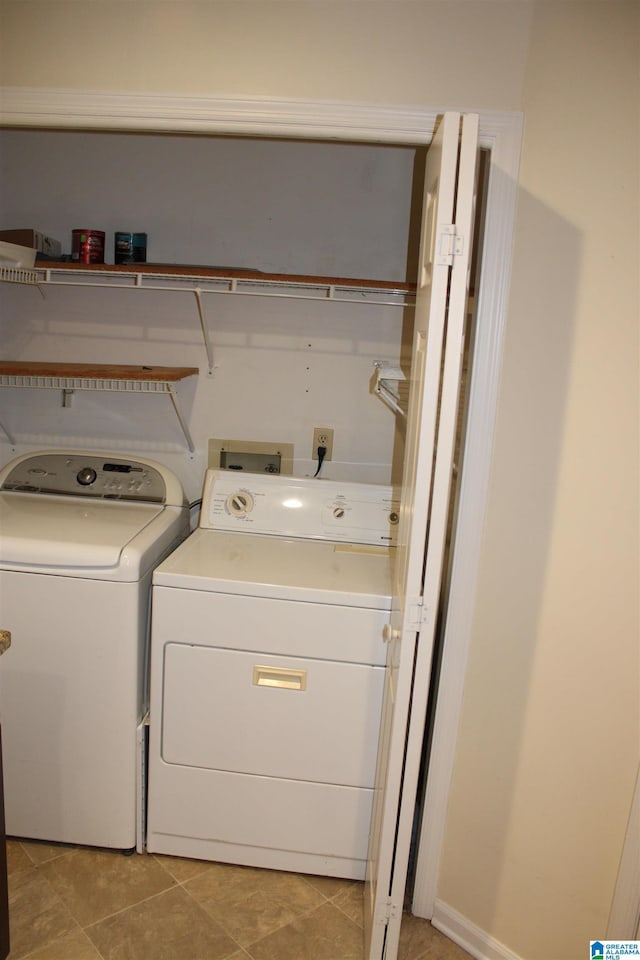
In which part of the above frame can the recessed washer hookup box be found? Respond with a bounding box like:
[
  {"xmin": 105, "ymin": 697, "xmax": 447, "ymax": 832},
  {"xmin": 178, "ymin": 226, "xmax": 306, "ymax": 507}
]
[{"xmin": 0, "ymin": 229, "xmax": 62, "ymax": 259}]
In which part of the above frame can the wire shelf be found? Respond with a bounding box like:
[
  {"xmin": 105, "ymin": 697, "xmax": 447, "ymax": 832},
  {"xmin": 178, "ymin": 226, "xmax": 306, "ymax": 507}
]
[
  {"xmin": 0, "ymin": 375, "xmax": 175, "ymax": 394},
  {"xmin": 0, "ymin": 364, "xmax": 198, "ymax": 453},
  {"xmin": 0, "ymin": 265, "xmax": 39, "ymax": 285},
  {"xmin": 32, "ymin": 267, "xmax": 415, "ymax": 307}
]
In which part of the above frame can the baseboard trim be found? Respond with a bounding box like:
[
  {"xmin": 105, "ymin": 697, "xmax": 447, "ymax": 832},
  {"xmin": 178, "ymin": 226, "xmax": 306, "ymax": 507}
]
[{"xmin": 432, "ymin": 900, "xmax": 523, "ymax": 960}]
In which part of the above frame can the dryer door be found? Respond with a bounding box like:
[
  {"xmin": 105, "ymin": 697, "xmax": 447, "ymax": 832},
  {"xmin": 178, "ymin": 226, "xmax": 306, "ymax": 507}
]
[{"xmin": 161, "ymin": 643, "xmax": 384, "ymax": 786}]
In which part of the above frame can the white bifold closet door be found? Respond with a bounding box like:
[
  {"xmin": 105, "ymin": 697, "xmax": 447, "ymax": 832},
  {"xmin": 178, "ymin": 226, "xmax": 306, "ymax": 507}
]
[{"xmin": 365, "ymin": 111, "xmax": 479, "ymax": 960}]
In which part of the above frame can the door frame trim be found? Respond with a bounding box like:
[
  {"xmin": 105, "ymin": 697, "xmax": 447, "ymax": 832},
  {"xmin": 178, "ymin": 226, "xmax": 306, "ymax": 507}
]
[
  {"xmin": 1, "ymin": 87, "xmax": 518, "ymax": 145},
  {"xmin": 607, "ymin": 764, "xmax": 640, "ymax": 937},
  {"xmin": 0, "ymin": 88, "xmax": 523, "ymax": 916}
]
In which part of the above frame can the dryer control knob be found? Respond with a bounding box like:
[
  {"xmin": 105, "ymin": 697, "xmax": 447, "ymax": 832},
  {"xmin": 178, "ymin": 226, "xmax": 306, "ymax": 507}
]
[
  {"xmin": 226, "ymin": 492, "xmax": 254, "ymax": 517},
  {"xmin": 77, "ymin": 467, "xmax": 97, "ymax": 486}
]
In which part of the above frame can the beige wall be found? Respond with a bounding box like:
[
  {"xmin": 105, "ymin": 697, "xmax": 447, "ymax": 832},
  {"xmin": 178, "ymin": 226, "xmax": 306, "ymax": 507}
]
[
  {"xmin": 0, "ymin": 0, "xmax": 532, "ymax": 108},
  {"xmin": 1, "ymin": 2, "xmax": 638, "ymax": 958},
  {"xmin": 438, "ymin": 3, "xmax": 639, "ymax": 956}
]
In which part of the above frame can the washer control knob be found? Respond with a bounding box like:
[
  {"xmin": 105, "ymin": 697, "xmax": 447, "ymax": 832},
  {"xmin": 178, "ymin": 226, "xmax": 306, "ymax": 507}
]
[
  {"xmin": 227, "ymin": 492, "xmax": 254, "ymax": 517},
  {"xmin": 333, "ymin": 507, "xmax": 345, "ymax": 519},
  {"xmin": 77, "ymin": 467, "xmax": 97, "ymax": 486}
]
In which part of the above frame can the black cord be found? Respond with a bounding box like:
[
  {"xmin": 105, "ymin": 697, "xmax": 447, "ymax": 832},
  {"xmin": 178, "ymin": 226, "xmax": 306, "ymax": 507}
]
[
  {"xmin": 188, "ymin": 498, "xmax": 203, "ymax": 527},
  {"xmin": 314, "ymin": 445, "xmax": 327, "ymax": 477}
]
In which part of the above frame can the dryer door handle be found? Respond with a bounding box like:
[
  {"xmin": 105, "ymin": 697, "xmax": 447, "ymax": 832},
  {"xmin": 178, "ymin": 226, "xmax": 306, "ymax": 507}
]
[
  {"xmin": 0, "ymin": 631, "xmax": 11, "ymax": 656},
  {"xmin": 253, "ymin": 664, "xmax": 307, "ymax": 691}
]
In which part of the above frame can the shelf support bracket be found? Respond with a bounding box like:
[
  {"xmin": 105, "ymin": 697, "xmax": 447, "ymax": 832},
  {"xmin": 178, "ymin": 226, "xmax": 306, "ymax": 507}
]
[
  {"xmin": 167, "ymin": 384, "xmax": 196, "ymax": 454},
  {"xmin": 193, "ymin": 288, "xmax": 214, "ymax": 374},
  {"xmin": 0, "ymin": 417, "xmax": 15, "ymax": 445}
]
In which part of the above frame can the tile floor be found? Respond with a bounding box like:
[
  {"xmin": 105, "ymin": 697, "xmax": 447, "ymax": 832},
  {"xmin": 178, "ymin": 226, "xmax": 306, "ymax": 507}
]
[{"xmin": 6, "ymin": 839, "xmax": 472, "ymax": 960}]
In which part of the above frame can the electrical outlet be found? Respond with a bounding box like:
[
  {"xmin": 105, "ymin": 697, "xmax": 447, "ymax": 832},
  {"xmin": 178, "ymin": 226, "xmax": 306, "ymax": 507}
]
[{"xmin": 312, "ymin": 427, "xmax": 334, "ymax": 461}]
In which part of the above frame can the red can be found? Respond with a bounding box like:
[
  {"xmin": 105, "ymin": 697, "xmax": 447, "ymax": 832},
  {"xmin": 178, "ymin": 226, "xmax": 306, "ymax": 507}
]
[{"xmin": 72, "ymin": 229, "xmax": 105, "ymax": 264}]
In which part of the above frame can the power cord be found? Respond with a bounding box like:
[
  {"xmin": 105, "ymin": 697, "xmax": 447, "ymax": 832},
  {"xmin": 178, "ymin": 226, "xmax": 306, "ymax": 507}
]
[
  {"xmin": 314, "ymin": 445, "xmax": 327, "ymax": 478},
  {"xmin": 188, "ymin": 497, "xmax": 203, "ymax": 530}
]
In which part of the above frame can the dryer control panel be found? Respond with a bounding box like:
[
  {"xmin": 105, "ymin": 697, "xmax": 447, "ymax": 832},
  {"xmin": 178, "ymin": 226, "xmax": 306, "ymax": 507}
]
[
  {"xmin": 201, "ymin": 469, "xmax": 399, "ymax": 545},
  {"xmin": 0, "ymin": 451, "xmax": 185, "ymax": 505}
]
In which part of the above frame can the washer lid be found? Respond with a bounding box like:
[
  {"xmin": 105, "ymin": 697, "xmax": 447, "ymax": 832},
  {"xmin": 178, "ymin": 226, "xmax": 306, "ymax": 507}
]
[{"xmin": 0, "ymin": 492, "xmax": 165, "ymax": 568}]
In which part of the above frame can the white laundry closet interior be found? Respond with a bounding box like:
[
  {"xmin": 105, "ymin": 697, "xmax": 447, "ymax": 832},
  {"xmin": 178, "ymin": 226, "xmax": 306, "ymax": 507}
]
[{"xmin": 0, "ymin": 128, "xmax": 426, "ymax": 493}]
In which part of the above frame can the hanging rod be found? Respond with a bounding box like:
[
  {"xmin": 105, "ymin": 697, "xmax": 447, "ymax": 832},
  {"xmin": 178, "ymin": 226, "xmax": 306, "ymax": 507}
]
[{"xmin": 373, "ymin": 362, "xmax": 408, "ymax": 419}]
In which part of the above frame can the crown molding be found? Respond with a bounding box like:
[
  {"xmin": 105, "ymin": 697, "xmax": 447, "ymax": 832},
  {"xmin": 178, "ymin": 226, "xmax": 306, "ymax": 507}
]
[{"xmin": 0, "ymin": 87, "xmax": 439, "ymax": 141}]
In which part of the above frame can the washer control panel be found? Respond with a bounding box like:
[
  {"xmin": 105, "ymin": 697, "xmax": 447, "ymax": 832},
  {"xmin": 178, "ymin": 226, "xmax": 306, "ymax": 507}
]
[
  {"xmin": 0, "ymin": 452, "xmax": 173, "ymax": 503},
  {"xmin": 201, "ymin": 469, "xmax": 399, "ymax": 545}
]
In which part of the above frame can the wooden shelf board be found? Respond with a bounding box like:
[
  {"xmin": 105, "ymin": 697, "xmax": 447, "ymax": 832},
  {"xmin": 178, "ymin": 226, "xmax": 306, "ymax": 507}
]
[{"xmin": 0, "ymin": 361, "xmax": 198, "ymax": 382}]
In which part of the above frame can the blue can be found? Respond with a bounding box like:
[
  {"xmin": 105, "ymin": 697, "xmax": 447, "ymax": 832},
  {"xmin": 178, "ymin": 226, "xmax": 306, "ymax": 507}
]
[{"xmin": 114, "ymin": 232, "xmax": 147, "ymax": 264}]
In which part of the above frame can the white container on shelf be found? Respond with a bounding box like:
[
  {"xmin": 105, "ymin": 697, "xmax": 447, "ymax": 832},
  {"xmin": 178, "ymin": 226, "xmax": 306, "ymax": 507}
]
[{"xmin": 0, "ymin": 240, "xmax": 36, "ymax": 268}]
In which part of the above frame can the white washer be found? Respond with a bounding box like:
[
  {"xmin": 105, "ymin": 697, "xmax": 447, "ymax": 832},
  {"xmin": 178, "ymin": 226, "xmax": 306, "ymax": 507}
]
[
  {"xmin": 0, "ymin": 450, "xmax": 189, "ymax": 850},
  {"xmin": 147, "ymin": 469, "xmax": 397, "ymax": 879}
]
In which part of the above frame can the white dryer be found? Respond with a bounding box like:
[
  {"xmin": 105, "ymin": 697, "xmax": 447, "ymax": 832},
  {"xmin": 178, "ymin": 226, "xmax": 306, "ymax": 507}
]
[
  {"xmin": 0, "ymin": 450, "xmax": 189, "ymax": 850},
  {"xmin": 147, "ymin": 469, "xmax": 397, "ymax": 879}
]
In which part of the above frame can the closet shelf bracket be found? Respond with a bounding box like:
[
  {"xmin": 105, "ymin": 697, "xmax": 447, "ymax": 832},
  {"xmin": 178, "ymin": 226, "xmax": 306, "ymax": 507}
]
[
  {"xmin": 193, "ymin": 288, "xmax": 214, "ymax": 374},
  {"xmin": 0, "ymin": 417, "xmax": 15, "ymax": 445}
]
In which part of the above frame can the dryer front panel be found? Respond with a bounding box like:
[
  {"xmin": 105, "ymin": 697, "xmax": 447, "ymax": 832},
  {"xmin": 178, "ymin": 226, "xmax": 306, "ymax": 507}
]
[
  {"xmin": 147, "ymin": 583, "xmax": 389, "ymax": 877},
  {"xmin": 150, "ymin": 585, "xmax": 388, "ymax": 663}
]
